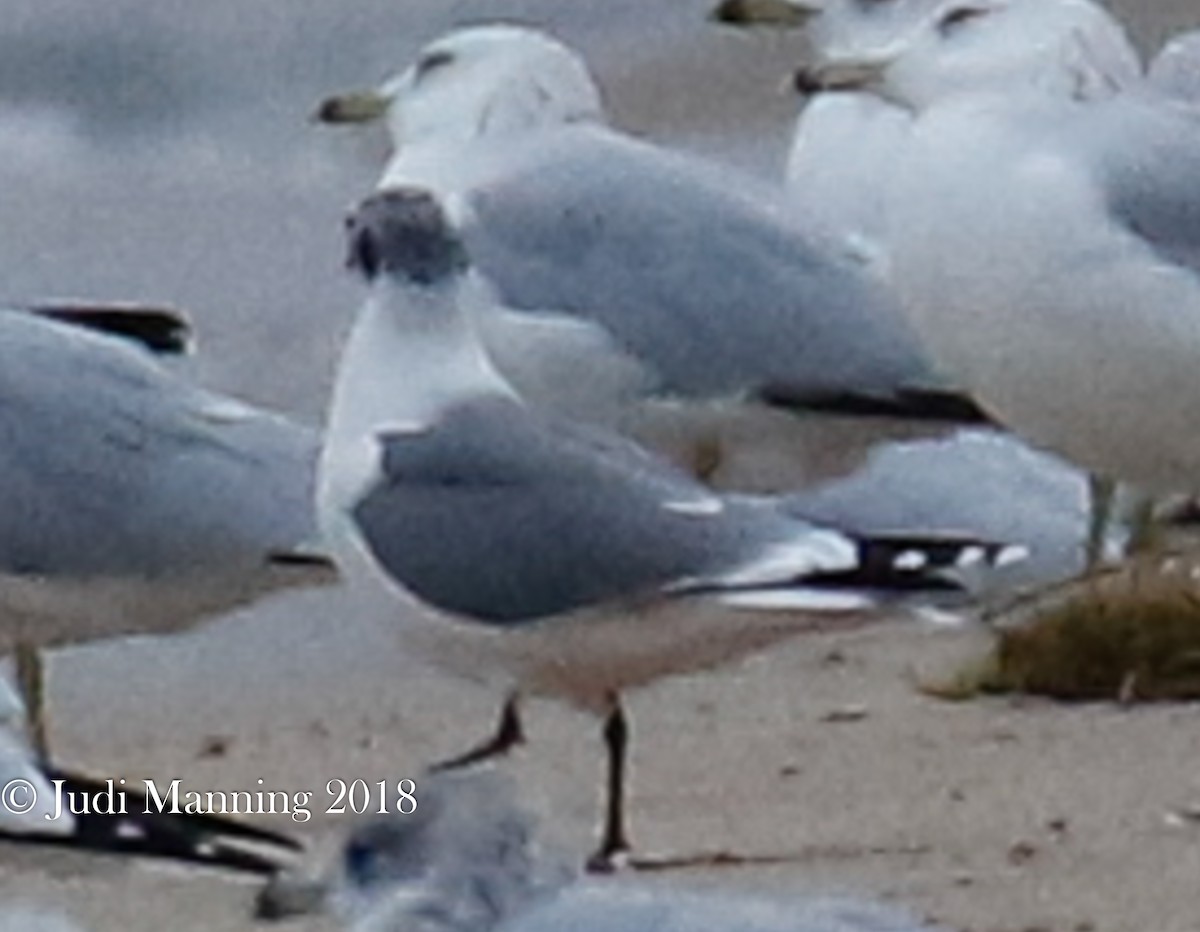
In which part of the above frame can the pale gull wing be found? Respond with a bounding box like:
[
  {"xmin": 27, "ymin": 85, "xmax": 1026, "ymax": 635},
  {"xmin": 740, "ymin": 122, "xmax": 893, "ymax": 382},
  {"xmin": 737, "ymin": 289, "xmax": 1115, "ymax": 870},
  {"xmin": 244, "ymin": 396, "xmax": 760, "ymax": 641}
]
[
  {"xmin": 0, "ymin": 310, "xmax": 318, "ymax": 579},
  {"xmin": 456, "ymin": 124, "xmax": 977, "ymax": 417},
  {"xmin": 883, "ymin": 86, "xmax": 1200, "ymax": 491},
  {"xmin": 0, "ymin": 310, "xmax": 329, "ymax": 653},
  {"xmin": 351, "ymin": 395, "xmax": 870, "ymax": 625},
  {"xmin": 783, "ymin": 430, "xmax": 1088, "ymax": 591}
]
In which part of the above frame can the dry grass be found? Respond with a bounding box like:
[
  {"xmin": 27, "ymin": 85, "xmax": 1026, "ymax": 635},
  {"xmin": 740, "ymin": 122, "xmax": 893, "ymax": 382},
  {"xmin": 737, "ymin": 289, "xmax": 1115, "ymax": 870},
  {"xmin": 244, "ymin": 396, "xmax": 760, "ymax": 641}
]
[{"xmin": 926, "ymin": 554, "xmax": 1200, "ymax": 703}]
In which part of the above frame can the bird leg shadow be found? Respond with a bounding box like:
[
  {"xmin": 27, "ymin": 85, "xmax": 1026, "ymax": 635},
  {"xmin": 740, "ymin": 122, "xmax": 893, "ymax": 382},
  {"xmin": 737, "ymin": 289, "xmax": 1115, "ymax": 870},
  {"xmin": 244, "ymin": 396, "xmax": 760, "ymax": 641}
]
[{"xmin": 430, "ymin": 694, "xmax": 525, "ymax": 772}]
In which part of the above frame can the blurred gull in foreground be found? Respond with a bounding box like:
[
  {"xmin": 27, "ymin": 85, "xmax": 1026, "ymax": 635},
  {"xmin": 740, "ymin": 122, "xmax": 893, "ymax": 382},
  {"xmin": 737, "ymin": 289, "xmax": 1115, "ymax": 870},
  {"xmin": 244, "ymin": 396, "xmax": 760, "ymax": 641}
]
[
  {"xmin": 315, "ymin": 24, "xmax": 991, "ymax": 493},
  {"xmin": 0, "ymin": 302, "xmax": 332, "ymax": 754},
  {"xmin": 335, "ymin": 769, "xmax": 938, "ymax": 932},
  {"xmin": 318, "ymin": 187, "xmax": 1021, "ymax": 868},
  {"xmin": 800, "ymin": 0, "xmax": 1200, "ymax": 503}
]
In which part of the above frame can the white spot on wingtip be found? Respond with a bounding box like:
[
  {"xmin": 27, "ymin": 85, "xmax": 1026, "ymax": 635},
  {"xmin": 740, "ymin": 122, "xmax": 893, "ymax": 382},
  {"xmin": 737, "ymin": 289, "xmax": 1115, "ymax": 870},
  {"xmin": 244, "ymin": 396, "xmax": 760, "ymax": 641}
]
[
  {"xmin": 375, "ymin": 420, "xmax": 432, "ymax": 436},
  {"xmin": 663, "ymin": 497, "xmax": 724, "ymax": 517},
  {"xmin": 997, "ymin": 544, "xmax": 1029, "ymax": 568},
  {"xmin": 915, "ymin": 606, "xmax": 968, "ymax": 627},
  {"xmin": 717, "ymin": 589, "xmax": 873, "ymax": 612},
  {"xmin": 894, "ymin": 549, "xmax": 929, "ymax": 571},
  {"xmin": 200, "ymin": 398, "xmax": 258, "ymax": 423},
  {"xmin": 957, "ymin": 546, "xmax": 987, "ymax": 568}
]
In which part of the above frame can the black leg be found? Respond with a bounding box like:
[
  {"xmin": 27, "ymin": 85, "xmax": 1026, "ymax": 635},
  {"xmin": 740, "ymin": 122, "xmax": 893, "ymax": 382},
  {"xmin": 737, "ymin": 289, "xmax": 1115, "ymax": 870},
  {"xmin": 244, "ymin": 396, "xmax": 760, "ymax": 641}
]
[
  {"xmin": 431, "ymin": 694, "xmax": 525, "ymax": 772},
  {"xmin": 587, "ymin": 698, "xmax": 631, "ymax": 872}
]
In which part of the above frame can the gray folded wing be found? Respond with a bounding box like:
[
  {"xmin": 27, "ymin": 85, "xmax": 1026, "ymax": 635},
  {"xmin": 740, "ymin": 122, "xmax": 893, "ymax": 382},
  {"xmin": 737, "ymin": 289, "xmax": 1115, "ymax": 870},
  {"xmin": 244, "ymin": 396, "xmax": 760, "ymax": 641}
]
[
  {"xmin": 23, "ymin": 301, "xmax": 193, "ymax": 356},
  {"xmin": 458, "ymin": 126, "xmax": 964, "ymax": 411},
  {"xmin": 0, "ymin": 311, "xmax": 319, "ymax": 578},
  {"xmin": 781, "ymin": 431, "xmax": 1088, "ymax": 591},
  {"xmin": 1089, "ymin": 97, "xmax": 1200, "ymax": 274},
  {"xmin": 351, "ymin": 396, "xmax": 856, "ymax": 625}
]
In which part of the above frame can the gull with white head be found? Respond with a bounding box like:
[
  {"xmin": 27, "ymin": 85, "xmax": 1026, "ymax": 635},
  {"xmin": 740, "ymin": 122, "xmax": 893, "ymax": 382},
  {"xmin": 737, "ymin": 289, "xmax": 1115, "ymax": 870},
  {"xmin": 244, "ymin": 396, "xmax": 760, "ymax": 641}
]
[
  {"xmin": 798, "ymin": 0, "xmax": 1200, "ymax": 500},
  {"xmin": 711, "ymin": 0, "xmax": 1140, "ymax": 261},
  {"xmin": 318, "ymin": 187, "xmax": 1021, "ymax": 869},
  {"xmin": 315, "ymin": 24, "xmax": 992, "ymax": 493},
  {"xmin": 711, "ymin": 0, "xmax": 1144, "ymax": 562},
  {"xmin": 1149, "ymin": 29, "xmax": 1200, "ymax": 104}
]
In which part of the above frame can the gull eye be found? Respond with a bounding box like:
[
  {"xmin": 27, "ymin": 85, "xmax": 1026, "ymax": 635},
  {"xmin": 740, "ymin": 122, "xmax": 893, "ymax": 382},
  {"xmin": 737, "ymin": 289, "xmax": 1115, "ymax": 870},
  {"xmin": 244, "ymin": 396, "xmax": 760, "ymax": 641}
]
[
  {"xmin": 937, "ymin": 6, "xmax": 988, "ymax": 35},
  {"xmin": 414, "ymin": 49, "xmax": 455, "ymax": 82}
]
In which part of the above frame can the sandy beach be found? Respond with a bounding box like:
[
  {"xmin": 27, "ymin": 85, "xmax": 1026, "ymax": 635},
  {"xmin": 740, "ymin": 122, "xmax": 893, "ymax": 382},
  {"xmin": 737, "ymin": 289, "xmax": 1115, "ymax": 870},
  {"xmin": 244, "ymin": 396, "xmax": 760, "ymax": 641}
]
[
  {"xmin": 0, "ymin": 601, "xmax": 1192, "ymax": 931},
  {"xmin": 1, "ymin": 0, "xmax": 1199, "ymax": 928}
]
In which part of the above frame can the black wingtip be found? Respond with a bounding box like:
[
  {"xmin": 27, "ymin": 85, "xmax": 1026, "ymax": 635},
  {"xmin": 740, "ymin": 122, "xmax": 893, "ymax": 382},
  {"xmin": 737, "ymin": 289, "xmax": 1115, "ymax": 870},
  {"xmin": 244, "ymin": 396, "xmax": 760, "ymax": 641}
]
[
  {"xmin": 760, "ymin": 386, "xmax": 997, "ymax": 426},
  {"xmin": 267, "ymin": 549, "xmax": 338, "ymax": 571},
  {"xmin": 807, "ymin": 534, "xmax": 1026, "ymax": 593},
  {"xmin": 28, "ymin": 302, "xmax": 194, "ymax": 356},
  {"xmin": 0, "ymin": 769, "xmax": 304, "ymax": 876}
]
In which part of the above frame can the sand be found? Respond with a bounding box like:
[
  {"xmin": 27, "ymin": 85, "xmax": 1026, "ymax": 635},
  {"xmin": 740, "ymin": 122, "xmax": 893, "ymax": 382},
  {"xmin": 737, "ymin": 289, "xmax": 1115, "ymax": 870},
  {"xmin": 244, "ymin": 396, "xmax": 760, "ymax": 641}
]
[{"xmin": 1, "ymin": 594, "xmax": 1196, "ymax": 932}]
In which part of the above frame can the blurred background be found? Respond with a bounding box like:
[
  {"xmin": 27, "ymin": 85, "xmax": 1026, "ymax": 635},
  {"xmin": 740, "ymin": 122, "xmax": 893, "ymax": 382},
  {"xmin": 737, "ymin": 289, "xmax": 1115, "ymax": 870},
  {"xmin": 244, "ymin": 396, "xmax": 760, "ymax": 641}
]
[
  {"xmin": 1, "ymin": 0, "xmax": 1194, "ymax": 420},
  {"xmin": 0, "ymin": 0, "xmax": 1191, "ymax": 736}
]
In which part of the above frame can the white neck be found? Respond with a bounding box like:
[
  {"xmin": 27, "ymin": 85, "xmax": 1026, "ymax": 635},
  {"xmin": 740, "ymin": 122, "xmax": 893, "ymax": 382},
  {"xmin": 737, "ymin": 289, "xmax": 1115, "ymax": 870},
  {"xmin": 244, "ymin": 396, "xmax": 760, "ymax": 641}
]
[
  {"xmin": 319, "ymin": 275, "xmax": 515, "ymax": 519},
  {"xmin": 380, "ymin": 141, "xmax": 475, "ymax": 195},
  {"xmin": 331, "ymin": 276, "xmax": 513, "ymax": 437}
]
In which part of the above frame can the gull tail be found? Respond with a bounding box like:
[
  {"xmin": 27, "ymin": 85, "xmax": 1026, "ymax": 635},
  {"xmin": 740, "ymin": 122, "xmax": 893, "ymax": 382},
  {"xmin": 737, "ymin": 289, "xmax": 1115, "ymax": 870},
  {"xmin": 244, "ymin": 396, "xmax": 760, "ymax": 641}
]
[{"xmin": 0, "ymin": 769, "xmax": 303, "ymax": 876}]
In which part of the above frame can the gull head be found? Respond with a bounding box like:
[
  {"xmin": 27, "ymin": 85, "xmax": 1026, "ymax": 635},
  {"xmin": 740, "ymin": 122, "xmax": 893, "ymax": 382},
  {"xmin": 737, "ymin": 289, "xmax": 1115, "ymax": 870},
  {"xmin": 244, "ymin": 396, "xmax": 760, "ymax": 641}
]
[
  {"xmin": 1150, "ymin": 29, "xmax": 1200, "ymax": 103},
  {"xmin": 345, "ymin": 188, "xmax": 468, "ymax": 286},
  {"xmin": 800, "ymin": 0, "xmax": 1140, "ymax": 111},
  {"xmin": 316, "ymin": 25, "xmax": 605, "ymax": 149}
]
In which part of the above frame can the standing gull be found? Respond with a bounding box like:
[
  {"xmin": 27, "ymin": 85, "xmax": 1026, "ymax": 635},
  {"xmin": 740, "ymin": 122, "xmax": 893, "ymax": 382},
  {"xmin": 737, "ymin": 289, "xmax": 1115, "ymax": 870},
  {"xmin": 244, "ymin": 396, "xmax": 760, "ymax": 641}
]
[
  {"xmin": 0, "ymin": 303, "xmax": 331, "ymax": 755},
  {"xmin": 802, "ymin": 0, "xmax": 1200, "ymax": 499},
  {"xmin": 319, "ymin": 187, "xmax": 1019, "ymax": 869},
  {"xmin": 713, "ymin": 0, "xmax": 1144, "ymax": 563},
  {"xmin": 315, "ymin": 24, "xmax": 990, "ymax": 492},
  {"xmin": 711, "ymin": 0, "xmax": 1142, "ymax": 265}
]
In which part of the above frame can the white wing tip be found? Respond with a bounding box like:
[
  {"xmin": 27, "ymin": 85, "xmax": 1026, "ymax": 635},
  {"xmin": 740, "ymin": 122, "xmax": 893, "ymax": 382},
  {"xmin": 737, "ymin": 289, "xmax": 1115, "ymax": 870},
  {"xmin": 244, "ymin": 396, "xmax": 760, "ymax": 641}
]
[
  {"xmin": 663, "ymin": 497, "xmax": 725, "ymax": 517},
  {"xmin": 717, "ymin": 588, "xmax": 874, "ymax": 612}
]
